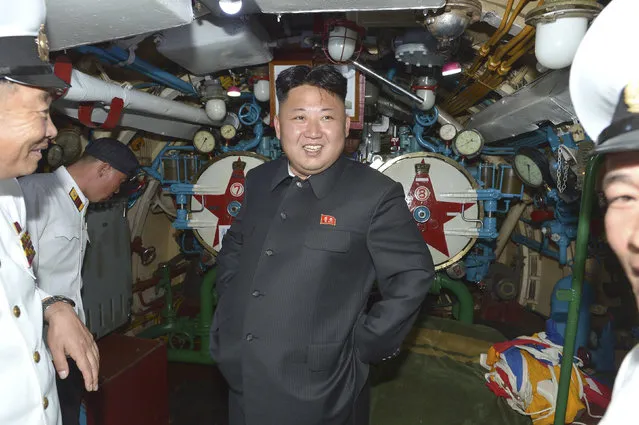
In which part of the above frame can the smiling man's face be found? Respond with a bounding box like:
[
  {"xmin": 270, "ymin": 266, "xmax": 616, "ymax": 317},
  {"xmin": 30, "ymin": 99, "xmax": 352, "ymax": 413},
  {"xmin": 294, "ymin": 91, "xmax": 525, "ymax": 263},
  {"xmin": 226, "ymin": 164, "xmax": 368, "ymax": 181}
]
[
  {"xmin": 274, "ymin": 84, "xmax": 350, "ymax": 178},
  {"xmin": 603, "ymin": 151, "xmax": 639, "ymax": 306},
  {"xmin": 0, "ymin": 82, "xmax": 57, "ymax": 179}
]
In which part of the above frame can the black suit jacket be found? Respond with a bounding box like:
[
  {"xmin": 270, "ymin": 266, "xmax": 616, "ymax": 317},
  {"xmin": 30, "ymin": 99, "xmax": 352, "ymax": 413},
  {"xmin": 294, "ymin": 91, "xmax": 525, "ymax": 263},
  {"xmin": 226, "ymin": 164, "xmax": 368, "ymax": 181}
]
[{"xmin": 210, "ymin": 156, "xmax": 435, "ymax": 425}]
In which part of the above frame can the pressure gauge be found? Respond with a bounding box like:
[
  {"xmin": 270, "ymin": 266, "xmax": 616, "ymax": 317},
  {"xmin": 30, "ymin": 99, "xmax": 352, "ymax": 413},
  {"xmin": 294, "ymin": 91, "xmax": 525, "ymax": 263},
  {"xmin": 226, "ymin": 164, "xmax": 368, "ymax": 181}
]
[
  {"xmin": 221, "ymin": 124, "xmax": 237, "ymax": 140},
  {"xmin": 452, "ymin": 129, "xmax": 484, "ymax": 158},
  {"xmin": 54, "ymin": 128, "xmax": 82, "ymax": 163},
  {"xmin": 439, "ymin": 123, "xmax": 457, "ymax": 142},
  {"xmin": 513, "ymin": 147, "xmax": 552, "ymax": 188},
  {"xmin": 46, "ymin": 144, "xmax": 64, "ymax": 168},
  {"xmin": 193, "ymin": 128, "xmax": 216, "ymax": 153}
]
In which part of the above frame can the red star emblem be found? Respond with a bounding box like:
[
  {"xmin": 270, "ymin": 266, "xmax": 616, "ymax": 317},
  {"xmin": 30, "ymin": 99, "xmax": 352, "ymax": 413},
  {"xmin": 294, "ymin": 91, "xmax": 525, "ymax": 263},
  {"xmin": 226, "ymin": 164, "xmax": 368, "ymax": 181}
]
[
  {"xmin": 407, "ymin": 160, "xmax": 475, "ymax": 257},
  {"xmin": 193, "ymin": 158, "xmax": 246, "ymax": 248}
]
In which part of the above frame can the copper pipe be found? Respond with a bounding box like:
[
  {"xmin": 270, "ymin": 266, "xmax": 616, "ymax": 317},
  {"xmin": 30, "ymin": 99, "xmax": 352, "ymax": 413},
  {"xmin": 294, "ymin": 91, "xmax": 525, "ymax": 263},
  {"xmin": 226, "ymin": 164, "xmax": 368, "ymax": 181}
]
[
  {"xmin": 448, "ymin": 80, "xmax": 487, "ymax": 112},
  {"xmin": 502, "ymin": 39, "xmax": 536, "ymax": 71},
  {"xmin": 466, "ymin": 0, "xmax": 516, "ymax": 78},
  {"xmin": 449, "ymin": 81, "xmax": 492, "ymax": 115},
  {"xmin": 454, "ymin": 8, "xmax": 538, "ymax": 112},
  {"xmin": 451, "ymin": 70, "xmax": 505, "ymax": 114},
  {"xmin": 483, "ymin": 0, "xmax": 520, "ymax": 51},
  {"xmin": 448, "ymin": 0, "xmax": 542, "ymax": 110},
  {"xmin": 491, "ymin": 26, "xmax": 534, "ymax": 64},
  {"xmin": 452, "ymin": 0, "xmax": 515, "ymax": 98},
  {"xmin": 497, "ymin": 0, "xmax": 534, "ymax": 42}
]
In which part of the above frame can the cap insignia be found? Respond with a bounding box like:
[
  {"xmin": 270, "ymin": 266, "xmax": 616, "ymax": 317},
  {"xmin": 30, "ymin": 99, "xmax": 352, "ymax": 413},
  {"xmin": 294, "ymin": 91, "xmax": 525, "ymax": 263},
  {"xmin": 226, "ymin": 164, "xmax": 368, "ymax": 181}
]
[
  {"xmin": 624, "ymin": 80, "xmax": 639, "ymax": 114},
  {"xmin": 36, "ymin": 24, "xmax": 50, "ymax": 62}
]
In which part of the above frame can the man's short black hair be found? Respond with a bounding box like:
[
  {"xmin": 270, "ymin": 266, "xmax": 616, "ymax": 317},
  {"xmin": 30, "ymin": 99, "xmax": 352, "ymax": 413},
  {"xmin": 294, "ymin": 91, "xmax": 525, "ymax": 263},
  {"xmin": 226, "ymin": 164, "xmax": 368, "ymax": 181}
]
[{"xmin": 276, "ymin": 65, "xmax": 347, "ymax": 106}]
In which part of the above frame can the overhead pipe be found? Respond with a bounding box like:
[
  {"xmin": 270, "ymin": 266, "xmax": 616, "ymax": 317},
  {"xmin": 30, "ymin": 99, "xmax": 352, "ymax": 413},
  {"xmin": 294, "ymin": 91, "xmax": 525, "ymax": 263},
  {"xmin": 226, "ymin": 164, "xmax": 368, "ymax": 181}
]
[
  {"xmin": 437, "ymin": 108, "xmax": 463, "ymax": 131},
  {"xmin": 352, "ymin": 60, "xmax": 461, "ymax": 129},
  {"xmin": 61, "ymin": 69, "xmax": 224, "ymax": 127},
  {"xmin": 376, "ymin": 97, "xmax": 413, "ymax": 123},
  {"xmin": 349, "ymin": 60, "xmax": 425, "ymax": 106},
  {"xmin": 76, "ymin": 45, "xmax": 198, "ymax": 97}
]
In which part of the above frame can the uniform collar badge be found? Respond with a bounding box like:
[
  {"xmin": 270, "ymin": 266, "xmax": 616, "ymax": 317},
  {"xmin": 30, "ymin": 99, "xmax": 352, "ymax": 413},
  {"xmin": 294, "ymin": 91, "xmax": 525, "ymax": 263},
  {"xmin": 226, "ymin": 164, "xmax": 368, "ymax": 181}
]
[
  {"xmin": 320, "ymin": 214, "xmax": 336, "ymax": 226},
  {"xmin": 13, "ymin": 222, "xmax": 35, "ymax": 267},
  {"xmin": 69, "ymin": 187, "xmax": 85, "ymax": 212}
]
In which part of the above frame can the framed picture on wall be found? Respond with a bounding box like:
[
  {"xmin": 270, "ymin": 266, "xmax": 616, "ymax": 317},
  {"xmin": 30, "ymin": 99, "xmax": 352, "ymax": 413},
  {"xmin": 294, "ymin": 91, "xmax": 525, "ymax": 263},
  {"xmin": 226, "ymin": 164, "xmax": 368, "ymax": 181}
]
[
  {"xmin": 268, "ymin": 60, "xmax": 364, "ymax": 130},
  {"xmin": 269, "ymin": 59, "xmax": 313, "ymax": 119}
]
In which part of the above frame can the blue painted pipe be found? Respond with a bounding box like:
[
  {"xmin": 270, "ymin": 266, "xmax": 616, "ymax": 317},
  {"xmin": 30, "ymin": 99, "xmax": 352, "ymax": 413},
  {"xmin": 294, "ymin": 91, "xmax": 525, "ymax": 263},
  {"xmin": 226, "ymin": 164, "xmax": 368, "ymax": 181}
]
[
  {"xmin": 76, "ymin": 45, "xmax": 198, "ymax": 97},
  {"xmin": 412, "ymin": 123, "xmax": 440, "ymax": 152},
  {"xmin": 104, "ymin": 46, "xmax": 198, "ymax": 96},
  {"xmin": 220, "ymin": 122, "xmax": 264, "ymax": 153}
]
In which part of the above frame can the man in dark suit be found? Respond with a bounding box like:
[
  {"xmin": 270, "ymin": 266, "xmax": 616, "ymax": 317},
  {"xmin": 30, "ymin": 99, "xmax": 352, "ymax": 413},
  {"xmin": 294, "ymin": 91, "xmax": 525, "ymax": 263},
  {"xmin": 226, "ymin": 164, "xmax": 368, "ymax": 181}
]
[{"xmin": 210, "ymin": 64, "xmax": 435, "ymax": 425}]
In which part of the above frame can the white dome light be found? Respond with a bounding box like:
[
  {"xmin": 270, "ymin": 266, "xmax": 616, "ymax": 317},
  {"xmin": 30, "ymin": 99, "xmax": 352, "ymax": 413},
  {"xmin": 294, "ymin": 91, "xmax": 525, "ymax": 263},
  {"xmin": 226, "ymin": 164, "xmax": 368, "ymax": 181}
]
[
  {"xmin": 535, "ymin": 17, "xmax": 588, "ymax": 70},
  {"xmin": 205, "ymin": 98, "xmax": 226, "ymax": 121},
  {"xmin": 253, "ymin": 80, "xmax": 270, "ymax": 102},
  {"xmin": 219, "ymin": 0, "xmax": 242, "ymax": 15},
  {"xmin": 525, "ymin": 0, "xmax": 602, "ymax": 70},
  {"xmin": 328, "ymin": 26, "xmax": 357, "ymax": 62},
  {"xmin": 416, "ymin": 88, "xmax": 436, "ymax": 111}
]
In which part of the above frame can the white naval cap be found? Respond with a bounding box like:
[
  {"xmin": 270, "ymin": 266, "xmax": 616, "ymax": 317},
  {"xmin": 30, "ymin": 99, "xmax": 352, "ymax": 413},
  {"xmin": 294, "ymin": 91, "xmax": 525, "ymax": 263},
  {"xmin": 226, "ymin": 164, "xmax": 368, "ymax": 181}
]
[
  {"xmin": 569, "ymin": 0, "xmax": 639, "ymax": 152},
  {"xmin": 0, "ymin": 0, "xmax": 68, "ymax": 90}
]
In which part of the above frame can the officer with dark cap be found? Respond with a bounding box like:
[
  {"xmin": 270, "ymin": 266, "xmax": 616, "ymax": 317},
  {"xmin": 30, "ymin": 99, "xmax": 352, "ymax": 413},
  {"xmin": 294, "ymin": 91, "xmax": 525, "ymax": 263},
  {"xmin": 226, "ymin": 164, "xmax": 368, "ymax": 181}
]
[
  {"xmin": 19, "ymin": 137, "xmax": 140, "ymax": 425},
  {"xmin": 570, "ymin": 0, "xmax": 639, "ymax": 422},
  {"xmin": 0, "ymin": 1, "xmax": 100, "ymax": 424}
]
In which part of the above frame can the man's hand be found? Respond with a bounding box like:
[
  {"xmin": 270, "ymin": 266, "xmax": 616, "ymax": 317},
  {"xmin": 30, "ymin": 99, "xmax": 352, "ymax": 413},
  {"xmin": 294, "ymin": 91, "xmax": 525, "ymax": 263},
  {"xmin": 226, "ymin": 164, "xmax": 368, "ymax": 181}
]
[{"xmin": 45, "ymin": 302, "xmax": 100, "ymax": 392}]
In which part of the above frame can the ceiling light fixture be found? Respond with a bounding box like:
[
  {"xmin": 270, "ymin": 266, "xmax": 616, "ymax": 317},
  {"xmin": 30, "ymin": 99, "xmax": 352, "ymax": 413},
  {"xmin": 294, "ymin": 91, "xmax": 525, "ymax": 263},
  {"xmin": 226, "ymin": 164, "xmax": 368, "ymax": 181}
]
[
  {"xmin": 219, "ymin": 0, "xmax": 242, "ymax": 15},
  {"xmin": 227, "ymin": 86, "xmax": 241, "ymax": 97},
  {"xmin": 442, "ymin": 62, "xmax": 462, "ymax": 77},
  {"xmin": 323, "ymin": 19, "xmax": 365, "ymax": 63},
  {"xmin": 525, "ymin": 0, "xmax": 602, "ymax": 70}
]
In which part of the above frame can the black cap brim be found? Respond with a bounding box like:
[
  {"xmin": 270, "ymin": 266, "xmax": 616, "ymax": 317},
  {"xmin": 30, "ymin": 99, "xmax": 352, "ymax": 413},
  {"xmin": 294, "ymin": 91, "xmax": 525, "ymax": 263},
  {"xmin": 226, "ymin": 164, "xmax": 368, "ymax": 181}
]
[
  {"xmin": 596, "ymin": 113, "xmax": 639, "ymax": 154},
  {"xmin": 0, "ymin": 36, "xmax": 69, "ymax": 91},
  {"xmin": 595, "ymin": 129, "xmax": 639, "ymax": 154},
  {"xmin": 4, "ymin": 71, "xmax": 69, "ymax": 91}
]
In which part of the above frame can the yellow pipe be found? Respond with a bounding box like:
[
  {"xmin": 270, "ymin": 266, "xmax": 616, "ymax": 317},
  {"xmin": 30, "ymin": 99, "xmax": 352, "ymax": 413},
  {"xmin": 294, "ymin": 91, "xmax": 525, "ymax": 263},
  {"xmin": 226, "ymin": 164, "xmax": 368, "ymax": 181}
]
[
  {"xmin": 449, "ymin": 0, "xmax": 542, "ymax": 110},
  {"xmin": 449, "ymin": 81, "xmax": 493, "ymax": 115},
  {"xmin": 499, "ymin": 0, "xmax": 534, "ymax": 40},
  {"xmin": 447, "ymin": 82, "xmax": 485, "ymax": 113},
  {"xmin": 462, "ymin": 24, "xmax": 536, "ymax": 110},
  {"xmin": 501, "ymin": 39, "xmax": 535, "ymax": 73},
  {"xmin": 491, "ymin": 26, "xmax": 534, "ymax": 65},
  {"xmin": 468, "ymin": 0, "xmax": 515, "ymax": 69},
  {"xmin": 457, "ymin": 0, "xmax": 519, "ymax": 95}
]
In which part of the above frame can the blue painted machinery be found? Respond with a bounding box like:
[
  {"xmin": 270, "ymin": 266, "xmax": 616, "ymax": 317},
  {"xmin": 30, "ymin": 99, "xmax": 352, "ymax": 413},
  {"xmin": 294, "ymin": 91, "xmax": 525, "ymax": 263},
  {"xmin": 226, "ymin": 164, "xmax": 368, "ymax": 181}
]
[
  {"xmin": 512, "ymin": 188, "xmax": 579, "ymax": 266},
  {"xmin": 391, "ymin": 108, "xmax": 585, "ymax": 284}
]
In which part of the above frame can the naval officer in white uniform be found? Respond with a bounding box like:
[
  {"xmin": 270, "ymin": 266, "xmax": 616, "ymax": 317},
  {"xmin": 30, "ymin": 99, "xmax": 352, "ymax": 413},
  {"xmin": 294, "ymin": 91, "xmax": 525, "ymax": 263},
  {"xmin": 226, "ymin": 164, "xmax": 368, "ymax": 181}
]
[
  {"xmin": 570, "ymin": 0, "xmax": 639, "ymax": 422},
  {"xmin": 19, "ymin": 138, "xmax": 139, "ymax": 425},
  {"xmin": 0, "ymin": 1, "xmax": 100, "ymax": 424}
]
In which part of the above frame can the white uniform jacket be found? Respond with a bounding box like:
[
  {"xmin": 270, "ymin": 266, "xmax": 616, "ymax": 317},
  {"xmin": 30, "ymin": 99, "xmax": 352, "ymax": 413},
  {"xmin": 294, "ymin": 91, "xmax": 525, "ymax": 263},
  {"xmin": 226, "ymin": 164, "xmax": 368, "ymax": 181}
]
[
  {"xmin": 0, "ymin": 178, "xmax": 61, "ymax": 425},
  {"xmin": 19, "ymin": 167, "xmax": 89, "ymax": 323},
  {"xmin": 599, "ymin": 344, "xmax": 639, "ymax": 424}
]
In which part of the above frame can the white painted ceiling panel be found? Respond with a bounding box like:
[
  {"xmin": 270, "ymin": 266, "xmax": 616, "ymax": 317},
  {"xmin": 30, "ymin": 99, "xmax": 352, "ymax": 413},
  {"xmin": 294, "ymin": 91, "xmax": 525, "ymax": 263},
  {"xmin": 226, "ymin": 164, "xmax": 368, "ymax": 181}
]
[{"xmin": 45, "ymin": 0, "xmax": 194, "ymax": 51}]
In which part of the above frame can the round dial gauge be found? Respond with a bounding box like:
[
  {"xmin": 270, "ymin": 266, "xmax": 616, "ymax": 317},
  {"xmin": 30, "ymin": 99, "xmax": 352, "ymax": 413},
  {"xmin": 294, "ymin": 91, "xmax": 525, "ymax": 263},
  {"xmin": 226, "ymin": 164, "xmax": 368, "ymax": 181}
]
[
  {"xmin": 513, "ymin": 147, "xmax": 551, "ymax": 188},
  {"xmin": 193, "ymin": 129, "xmax": 216, "ymax": 153},
  {"xmin": 55, "ymin": 128, "xmax": 82, "ymax": 163},
  {"xmin": 453, "ymin": 129, "xmax": 484, "ymax": 158},
  {"xmin": 439, "ymin": 123, "xmax": 457, "ymax": 142},
  {"xmin": 221, "ymin": 124, "xmax": 237, "ymax": 140},
  {"xmin": 47, "ymin": 144, "xmax": 64, "ymax": 168}
]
